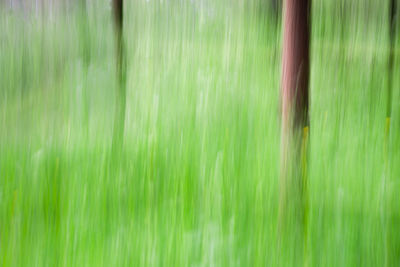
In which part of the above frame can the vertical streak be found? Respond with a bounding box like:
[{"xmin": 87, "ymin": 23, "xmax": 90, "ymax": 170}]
[
  {"xmin": 80, "ymin": 0, "xmax": 90, "ymax": 138},
  {"xmin": 387, "ymin": 0, "xmax": 397, "ymax": 119},
  {"xmin": 111, "ymin": 0, "xmax": 127, "ymax": 154},
  {"xmin": 385, "ymin": 1, "xmax": 397, "ymax": 266},
  {"xmin": 279, "ymin": 0, "xmax": 311, "ymax": 263},
  {"xmin": 281, "ymin": 0, "xmax": 311, "ymax": 129}
]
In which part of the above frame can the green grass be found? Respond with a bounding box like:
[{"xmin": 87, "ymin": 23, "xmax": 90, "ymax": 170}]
[{"xmin": 1, "ymin": 0, "xmax": 400, "ymax": 266}]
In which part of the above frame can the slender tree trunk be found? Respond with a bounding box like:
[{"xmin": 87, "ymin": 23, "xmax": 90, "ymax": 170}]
[
  {"xmin": 111, "ymin": 0, "xmax": 126, "ymax": 154},
  {"xmin": 387, "ymin": 0, "xmax": 397, "ymax": 121},
  {"xmin": 385, "ymin": 1, "xmax": 398, "ymax": 265},
  {"xmin": 278, "ymin": 0, "xmax": 311, "ymax": 262},
  {"xmin": 281, "ymin": 0, "xmax": 310, "ymax": 130}
]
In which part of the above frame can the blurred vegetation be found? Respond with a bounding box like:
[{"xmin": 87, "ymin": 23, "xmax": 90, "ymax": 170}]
[{"xmin": 0, "ymin": 0, "xmax": 399, "ymax": 266}]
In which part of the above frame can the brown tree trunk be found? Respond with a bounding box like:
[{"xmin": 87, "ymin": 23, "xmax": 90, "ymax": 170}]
[
  {"xmin": 111, "ymin": 0, "xmax": 127, "ymax": 154},
  {"xmin": 281, "ymin": 0, "xmax": 310, "ymax": 129},
  {"xmin": 278, "ymin": 0, "xmax": 311, "ymax": 261}
]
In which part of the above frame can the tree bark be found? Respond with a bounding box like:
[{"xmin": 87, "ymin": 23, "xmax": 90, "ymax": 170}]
[
  {"xmin": 278, "ymin": 0, "xmax": 311, "ymax": 260},
  {"xmin": 281, "ymin": 0, "xmax": 310, "ymax": 129}
]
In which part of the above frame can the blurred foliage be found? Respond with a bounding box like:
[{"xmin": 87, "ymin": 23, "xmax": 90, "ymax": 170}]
[{"xmin": 0, "ymin": 0, "xmax": 399, "ymax": 266}]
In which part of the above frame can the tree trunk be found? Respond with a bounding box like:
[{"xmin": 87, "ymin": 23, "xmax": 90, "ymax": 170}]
[
  {"xmin": 385, "ymin": 1, "xmax": 398, "ymax": 265},
  {"xmin": 278, "ymin": 0, "xmax": 311, "ymax": 261},
  {"xmin": 111, "ymin": 0, "xmax": 127, "ymax": 155},
  {"xmin": 281, "ymin": 0, "xmax": 310, "ymax": 129},
  {"xmin": 387, "ymin": 0, "xmax": 397, "ymax": 120}
]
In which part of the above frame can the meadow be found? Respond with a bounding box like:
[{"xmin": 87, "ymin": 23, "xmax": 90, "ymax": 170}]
[{"xmin": 1, "ymin": 0, "xmax": 400, "ymax": 266}]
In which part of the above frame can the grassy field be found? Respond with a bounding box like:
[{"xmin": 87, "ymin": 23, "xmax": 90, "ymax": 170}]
[{"xmin": 1, "ymin": 0, "xmax": 400, "ymax": 266}]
